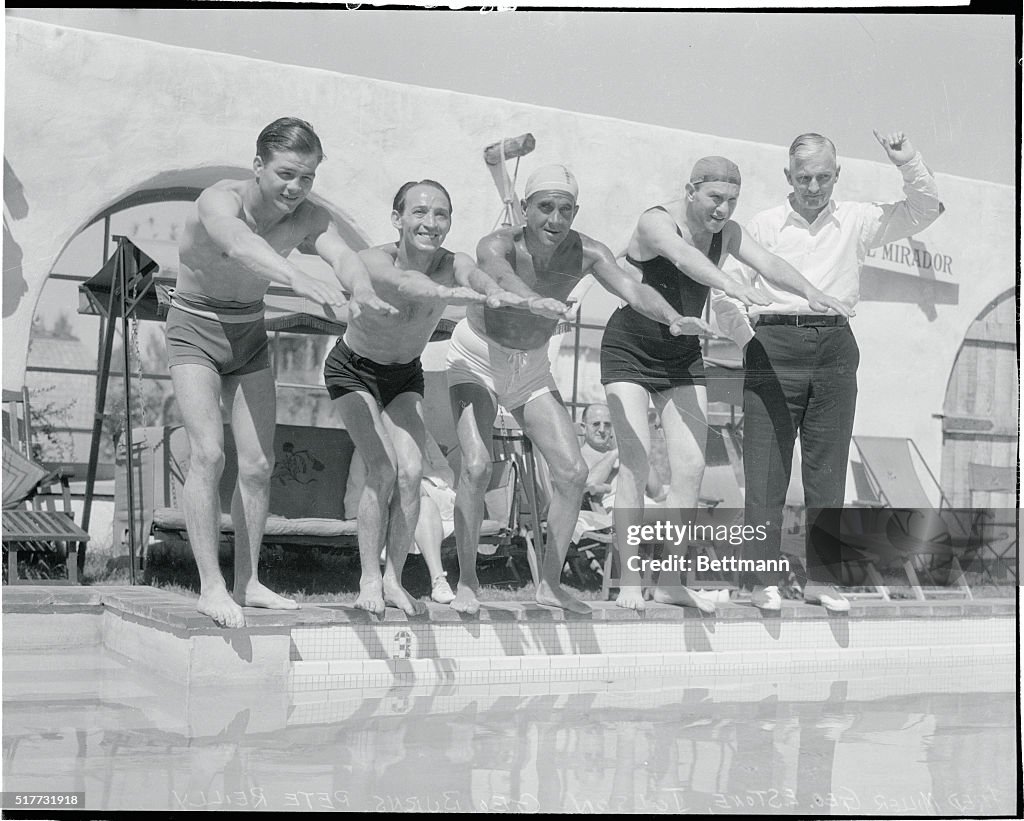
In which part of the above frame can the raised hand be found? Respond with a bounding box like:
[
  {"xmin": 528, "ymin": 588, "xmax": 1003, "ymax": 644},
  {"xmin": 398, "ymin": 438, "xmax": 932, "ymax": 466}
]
[
  {"xmin": 872, "ymin": 129, "xmax": 916, "ymax": 166},
  {"xmin": 668, "ymin": 315, "xmax": 713, "ymax": 337},
  {"xmin": 439, "ymin": 286, "xmax": 489, "ymax": 306},
  {"xmin": 807, "ymin": 289, "xmax": 855, "ymax": 317},
  {"xmin": 292, "ymin": 272, "xmax": 348, "ymax": 308}
]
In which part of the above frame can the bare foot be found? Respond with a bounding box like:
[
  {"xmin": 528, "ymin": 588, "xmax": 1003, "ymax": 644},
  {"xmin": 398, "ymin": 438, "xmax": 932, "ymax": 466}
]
[
  {"xmin": 235, "ymin": 581, "xmax": 299, "ymax": 610},
  {"xmin": 355, "ymin": 580, "xmax": 386, "ymax": 617},
  {"xmin": 451, "ymin": 583, "xmax": 480, "ymax": 615},
  {"xmin": 651, "ymin": 585, "xmax": 716, "ymax": 614},
  {"xmin": 615, "ymin": 585, "xmax": 647, "ymax": 612},
  {"xmin": 536, "ymin": 580, "xmax": 592, "ymax": 615},
  {"xmin": 198, "ymin": 587, "xmax": 246, "ymax": 629},
  {"xmin": 383, "ymin": 577, "xmax": 427, "ymax": 617}
]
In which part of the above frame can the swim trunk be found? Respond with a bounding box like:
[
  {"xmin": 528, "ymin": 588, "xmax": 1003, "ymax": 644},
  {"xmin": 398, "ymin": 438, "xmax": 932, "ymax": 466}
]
[
  {"xmin": 446, "ymin": 318, "xmax": 558, "ymax": 411},
  {"xmin": 599, "ymin": 305, "xmax": 706, "ymax": 392},
  {"xmin": 323, "ymin": 337, "xmax": 424, "ymax": 408},
  {"xmin": 164, "ymin": 291, "xmax": 269, "ymax": 376}
]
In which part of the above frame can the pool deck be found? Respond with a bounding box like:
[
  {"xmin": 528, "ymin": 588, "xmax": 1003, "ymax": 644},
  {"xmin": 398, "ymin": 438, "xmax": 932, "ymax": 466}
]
[
  {"xmin": 1, "ymin": 584, "xmax": 1016, "ymax": 625},
  {"xmin": 3, "ymin": 586, "xmax": 1016, "ymax": 691}
]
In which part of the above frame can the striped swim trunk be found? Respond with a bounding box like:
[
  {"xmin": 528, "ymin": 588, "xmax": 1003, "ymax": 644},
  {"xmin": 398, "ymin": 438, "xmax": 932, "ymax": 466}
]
[{"xmin": 164, "ymin": 290, "xmax": 270, "ymax": 376}]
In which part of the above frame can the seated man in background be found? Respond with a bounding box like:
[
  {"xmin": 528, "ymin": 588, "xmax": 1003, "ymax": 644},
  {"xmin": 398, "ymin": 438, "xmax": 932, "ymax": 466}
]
[
  {"xmin": 572, "ymin": 402, "xmax": 668, "ymax": 546},
  {"xmin": 344, "ymin": 429, "xmax": 458, "ymax": 605},
  {"xmin": 579, "ymin": 402, "xmax": 667, "ymax": 512}
]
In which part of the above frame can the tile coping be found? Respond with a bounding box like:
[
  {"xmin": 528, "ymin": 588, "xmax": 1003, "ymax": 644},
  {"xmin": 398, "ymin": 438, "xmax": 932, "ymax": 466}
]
[{"xmin": 1, "ymin": 585, "xmax": 1016, "ymax": 636}]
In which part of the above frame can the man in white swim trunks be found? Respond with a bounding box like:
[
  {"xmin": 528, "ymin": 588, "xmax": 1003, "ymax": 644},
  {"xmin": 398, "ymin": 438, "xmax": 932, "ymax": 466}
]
[{"xmin": 446, "ymin": 164, "xmax": 713, "ymax": 615}]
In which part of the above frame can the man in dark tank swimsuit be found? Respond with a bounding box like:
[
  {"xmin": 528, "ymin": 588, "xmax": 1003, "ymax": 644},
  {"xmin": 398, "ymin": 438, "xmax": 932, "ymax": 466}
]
[
  {"xmin": 604, "ymin": 156, "xmax": 851, "ymax": 613},
  {"xmin": 446, "ymin": 164, "xmax": 712, "ymax": 615}
]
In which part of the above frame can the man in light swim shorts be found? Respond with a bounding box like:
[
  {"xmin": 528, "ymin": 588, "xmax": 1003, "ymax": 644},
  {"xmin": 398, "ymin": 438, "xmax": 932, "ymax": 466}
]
[
  {"xmin": 168, "ymin": 117, "xmax": 394, "ymax": 628},
  {"xmin": 446, "ymin": 164, "xmax": 712, "ymax": 615}
]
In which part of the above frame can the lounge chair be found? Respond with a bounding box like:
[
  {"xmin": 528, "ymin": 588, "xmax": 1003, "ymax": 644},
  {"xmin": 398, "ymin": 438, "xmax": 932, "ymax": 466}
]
[
  {"xmin": 848, "ymin": 435, "xmax": 976, "ymax": 600},
  {"xmin": 966, "ymin": 462, "xmax": 1017, "ymax": 585},
  {"xmin": 2, "ymin": 389, "xmax": 89, "ymax": 584}
]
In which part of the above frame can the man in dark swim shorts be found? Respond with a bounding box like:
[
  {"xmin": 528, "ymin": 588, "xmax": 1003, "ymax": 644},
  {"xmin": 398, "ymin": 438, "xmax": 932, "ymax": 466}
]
[
  {"xmin": 165, "ymin": 292, "xmax": 270, "ymax": 376},
  {"xmin": 324, "ymin": 179, "xmax": 521, "ymax": 617}
]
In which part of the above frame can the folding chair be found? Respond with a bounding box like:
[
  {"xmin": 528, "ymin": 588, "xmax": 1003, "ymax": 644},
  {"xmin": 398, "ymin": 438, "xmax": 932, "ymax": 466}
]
[
  {"xmin": 2, "ymin": 389, "xmax": 89, "ymax": 584},
  {"xmin": 967, "ymin": 462, "xmax": 1017, "ymax": 585},
  {"xmin": 849, "ymin": 436, "xmax": 975, "ymax": 600}
]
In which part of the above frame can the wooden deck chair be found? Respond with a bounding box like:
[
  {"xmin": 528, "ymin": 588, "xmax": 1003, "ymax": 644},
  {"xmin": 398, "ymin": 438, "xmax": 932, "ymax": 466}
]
[
  {"xmin": 2, "ymin": 390, "xmax": 89, "ymax": 584},
  {"xmin": 850, "ymin": 436, "xmax": 975, "ymax": 600},
  {"xmin": 966, "ymin": 462, "xmax": 1018, "ymax": 585}
]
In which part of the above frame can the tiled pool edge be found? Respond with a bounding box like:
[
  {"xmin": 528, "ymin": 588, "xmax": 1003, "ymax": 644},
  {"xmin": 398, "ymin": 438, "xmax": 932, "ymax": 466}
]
[{"xmin": 2, "ymin": 585, "xmax": 1017, "ymax": 689}]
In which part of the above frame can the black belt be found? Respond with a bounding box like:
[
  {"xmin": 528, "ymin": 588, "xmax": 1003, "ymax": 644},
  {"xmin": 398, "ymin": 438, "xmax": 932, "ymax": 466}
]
[{"xmin": 756, "ymin": 314, "xmax": 849, "ymax": 327}]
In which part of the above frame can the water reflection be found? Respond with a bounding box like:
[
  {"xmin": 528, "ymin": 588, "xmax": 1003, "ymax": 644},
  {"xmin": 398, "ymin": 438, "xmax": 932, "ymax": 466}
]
[{"xmin": 2, "ymin": 654, "xmax": 1014, "ymax": 814}]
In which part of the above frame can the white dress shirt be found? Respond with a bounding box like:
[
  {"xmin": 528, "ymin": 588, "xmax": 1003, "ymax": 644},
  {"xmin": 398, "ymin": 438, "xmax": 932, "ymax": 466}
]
[{"xmin": 711, "ymin": 152, "xmax": 941, "ymax": 349}]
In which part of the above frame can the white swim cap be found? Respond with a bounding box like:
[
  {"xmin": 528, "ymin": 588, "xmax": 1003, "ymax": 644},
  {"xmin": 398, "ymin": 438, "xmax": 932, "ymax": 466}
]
[{"xmin": 524, "ymin": 164, "xmax": 579, "ymax": 202}]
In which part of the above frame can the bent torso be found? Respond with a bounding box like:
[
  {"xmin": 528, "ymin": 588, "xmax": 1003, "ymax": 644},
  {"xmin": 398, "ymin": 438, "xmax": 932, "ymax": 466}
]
[
  {"xmin": 176, "ymin": 179, "xmax": 316, "ymax": 303},
  {"xmin": 344, "ymin": 244, "xmax": 455, "ymax": 364},
  {"xmin": 467, "ymin": 227, "xmax": 586, "ymax": 350}
]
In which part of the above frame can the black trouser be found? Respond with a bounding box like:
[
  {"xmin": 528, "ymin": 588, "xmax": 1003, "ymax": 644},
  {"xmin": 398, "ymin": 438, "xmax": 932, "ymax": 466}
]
[{"xmin": 741, "ymin": 323, "xmax": 859, "ymax": 588}]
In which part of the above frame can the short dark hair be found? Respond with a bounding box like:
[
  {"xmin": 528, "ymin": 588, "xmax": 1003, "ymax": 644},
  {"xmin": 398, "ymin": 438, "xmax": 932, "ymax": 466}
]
[
  {"xmin": 256, "ymin": 118, "xmax": 324, "ymax": 163},
  {"xmin": 392, "ymin": 179, "xmax": 453, "ymax": 215}
]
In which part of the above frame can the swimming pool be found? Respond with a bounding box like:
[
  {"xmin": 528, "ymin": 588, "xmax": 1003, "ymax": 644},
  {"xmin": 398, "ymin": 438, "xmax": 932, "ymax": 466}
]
[{"xmin": 2, "ymin": 646, "xmax": 1015, "ymax": 814}]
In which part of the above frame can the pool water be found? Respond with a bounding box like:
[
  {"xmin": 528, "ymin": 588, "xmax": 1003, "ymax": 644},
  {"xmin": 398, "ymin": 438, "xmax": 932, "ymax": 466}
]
[{"xmin": 2, "ymin": 648, "xmax": 1016, "ymax": 814}]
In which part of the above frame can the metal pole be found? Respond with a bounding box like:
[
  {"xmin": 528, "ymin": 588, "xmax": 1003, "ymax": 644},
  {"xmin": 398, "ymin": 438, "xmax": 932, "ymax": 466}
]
[
  {"xmin": 82, "ymin": 218, "xmax": 113, "ymax": 536},
  {"xmin": 119, "ymin": 244, "xmax": 138, "ymax": 584},
  {"xmin": 80, "ymin": 243, "xmax": 121, "ymax": 571},
  {"xmin": 571, "ymin": 304, "xmax": 582, "ymax": 422}
]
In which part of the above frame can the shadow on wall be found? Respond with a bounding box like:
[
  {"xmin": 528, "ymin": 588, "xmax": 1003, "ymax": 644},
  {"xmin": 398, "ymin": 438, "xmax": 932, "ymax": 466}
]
[{"xmin": 4, "ymin": 157, "xmax": 29, "ymax": 318}]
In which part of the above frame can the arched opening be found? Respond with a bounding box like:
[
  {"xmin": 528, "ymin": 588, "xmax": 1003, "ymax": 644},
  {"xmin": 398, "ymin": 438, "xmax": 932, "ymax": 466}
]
[
  {"xmin": 25, "ymin": 166, "xmax": 374, "ymax": 471},
  {"xmin": 938, "ymin": 288, "xmax": 1018, "ymax": 506}
]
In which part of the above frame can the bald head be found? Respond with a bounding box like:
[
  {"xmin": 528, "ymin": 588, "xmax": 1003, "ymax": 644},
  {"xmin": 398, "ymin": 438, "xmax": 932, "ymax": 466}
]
[{"xmin": 582, "ymin": 403, "xmax": 615, "ymax": 450}]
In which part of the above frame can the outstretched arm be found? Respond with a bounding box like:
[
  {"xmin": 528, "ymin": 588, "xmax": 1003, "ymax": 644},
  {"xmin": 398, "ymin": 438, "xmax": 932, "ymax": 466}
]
[
  {"xmin": 452, "ymin": 252, "xmax": 532, "ymax": 309},
  {"xmin": 636, "ymin": 209, "xmax": 771, "ymax": 308},
  {"xmin": 732, "ymin": 225, "xmax": 853, "ymax": 316},
  {"xmin": 476, "ymin": 231, "xmax": 572, "ymax": 320},
  {"xmin": 360, "ymin": 248, "xmax": 486, "ymax": 306},
  {"xmin": 197, "ymin": 188, "xmax": 346, "ymax": 306},
  {"xmin": 585, "ymin": 238, "xmax": 711, "ymax": 337},
  {"xmin": 310, "ymin": 217, "xmax": 397, "ymax": 317}
]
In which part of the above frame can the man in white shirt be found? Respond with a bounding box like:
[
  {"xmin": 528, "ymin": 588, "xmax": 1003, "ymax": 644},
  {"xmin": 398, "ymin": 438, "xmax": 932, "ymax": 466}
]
[{"xmin": 712, "ymin": 131, "xmax": 942, "ymax": 612}]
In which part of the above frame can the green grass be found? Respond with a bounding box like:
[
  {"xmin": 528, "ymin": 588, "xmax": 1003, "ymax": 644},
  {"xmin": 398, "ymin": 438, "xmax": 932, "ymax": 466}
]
[{"xmin": 74, "ymin": 541, "xmax": 604, "ymax": 604}]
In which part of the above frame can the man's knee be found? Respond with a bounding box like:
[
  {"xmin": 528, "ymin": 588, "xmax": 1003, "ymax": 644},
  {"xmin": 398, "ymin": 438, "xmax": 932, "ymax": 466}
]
[
  {"xmin": 237, "ymin": 451, "xmax": 275, "ymax": 486},
  {"xmin": 459, "ymin": 448, "xmax": 491, "ymax": 491},
  {"xmin": 671, "ymin": 457, "xmax": 705, "ymax": 487},
  {"xmin": 189, "ymin": 439, "xmax": 226, "ymax": 479},
  {"xmin": 365, "ymin": 460, "xmax": 398, "ymax": 495},
  {"xmin": 550, "ymin": 455, "xmax": 588, "ymax": 492},
  {"xmin": 395, "ymin": 462, "xmax": 424, "ymax": 499}
]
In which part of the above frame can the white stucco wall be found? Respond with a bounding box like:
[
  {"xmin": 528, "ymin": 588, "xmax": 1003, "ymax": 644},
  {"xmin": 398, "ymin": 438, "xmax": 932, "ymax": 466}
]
[{"xmin": 4, "ymin": 19, "xmax": 1016, "ymax": 485}]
